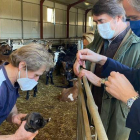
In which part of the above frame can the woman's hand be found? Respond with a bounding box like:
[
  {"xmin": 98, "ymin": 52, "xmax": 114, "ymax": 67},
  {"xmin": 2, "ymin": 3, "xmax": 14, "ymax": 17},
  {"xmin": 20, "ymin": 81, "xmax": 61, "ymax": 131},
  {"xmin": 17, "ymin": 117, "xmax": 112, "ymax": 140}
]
[
  {"xmin": 13, "ymin": 121, "xmax": 38, "ymax": 140},
  {"xmin": 12, "ymin": 113, "xmax": 27, "ymax": 125}
]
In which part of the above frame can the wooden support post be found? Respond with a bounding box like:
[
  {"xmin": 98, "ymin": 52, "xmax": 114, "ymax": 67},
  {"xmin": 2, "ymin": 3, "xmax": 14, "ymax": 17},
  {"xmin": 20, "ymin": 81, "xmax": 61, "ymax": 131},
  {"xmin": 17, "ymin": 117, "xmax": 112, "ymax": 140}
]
[
  {"xmin": 40, "ymin": 0, "xmax": 45, "ymax": 39},
  {"xmin": 85, "ymin": 9, "xmax": 92, "ymax": 33}
]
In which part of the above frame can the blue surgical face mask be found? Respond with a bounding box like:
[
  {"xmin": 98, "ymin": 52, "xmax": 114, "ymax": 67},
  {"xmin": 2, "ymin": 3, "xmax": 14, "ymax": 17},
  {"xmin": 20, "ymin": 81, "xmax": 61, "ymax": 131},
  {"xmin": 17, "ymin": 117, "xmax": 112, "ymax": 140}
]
[
  {"xmin": 97, "ymin": 21, "xmax": 116, "ymax": 39},
  {"xmin": 130, "ymin": 20, "xmax": 140, "ymax": 37},
  {"xmin": 17, "ymin": 67, "xmax": 38, "ymax": 91}
]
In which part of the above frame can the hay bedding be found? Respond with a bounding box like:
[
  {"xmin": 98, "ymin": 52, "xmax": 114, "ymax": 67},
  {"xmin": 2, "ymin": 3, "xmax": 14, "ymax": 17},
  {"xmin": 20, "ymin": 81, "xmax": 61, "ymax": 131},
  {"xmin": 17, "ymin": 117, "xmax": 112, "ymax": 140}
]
[{"xmin": 0, "ymin": 73, "xmax": 77, "ymax": 140}]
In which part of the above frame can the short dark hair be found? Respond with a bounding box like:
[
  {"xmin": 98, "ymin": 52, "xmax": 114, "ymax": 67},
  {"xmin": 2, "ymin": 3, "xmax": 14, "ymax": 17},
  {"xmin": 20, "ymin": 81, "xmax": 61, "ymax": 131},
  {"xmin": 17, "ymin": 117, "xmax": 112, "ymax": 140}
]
[{"xmin": 92, "ymin": 0, "xmax": 126, "ymax": 21}]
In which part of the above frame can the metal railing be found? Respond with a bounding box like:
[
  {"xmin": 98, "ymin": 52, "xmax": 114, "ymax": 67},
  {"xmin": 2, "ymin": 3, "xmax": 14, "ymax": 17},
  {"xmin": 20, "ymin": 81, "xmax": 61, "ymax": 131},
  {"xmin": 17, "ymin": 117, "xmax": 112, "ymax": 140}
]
[{"xmin": 77, "ymin": 76, "xmax": 108, "ymax": 140}]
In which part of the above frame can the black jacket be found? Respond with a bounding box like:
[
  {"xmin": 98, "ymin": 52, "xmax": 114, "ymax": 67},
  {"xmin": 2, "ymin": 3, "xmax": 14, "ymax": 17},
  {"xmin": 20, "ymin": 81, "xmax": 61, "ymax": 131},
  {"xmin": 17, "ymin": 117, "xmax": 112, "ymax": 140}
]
[{"xmin": 102, "ymin": 58, "xmax": 140, "ymax": 140}]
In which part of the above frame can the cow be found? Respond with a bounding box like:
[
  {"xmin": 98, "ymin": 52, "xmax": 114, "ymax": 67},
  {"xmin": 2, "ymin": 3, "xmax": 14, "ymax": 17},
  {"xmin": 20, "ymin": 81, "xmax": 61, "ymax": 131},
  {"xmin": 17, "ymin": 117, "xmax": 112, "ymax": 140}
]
[
  {"xmin": 58, "ymin": 79, "xmax": 78, "ymax": 102},
  {"xmin": 0, "ymin": 42, "xmax": 12, "ymax": 65},
  {"xmin": 26, "ymin": 85, "xmax": 38, "ymax": 100}
]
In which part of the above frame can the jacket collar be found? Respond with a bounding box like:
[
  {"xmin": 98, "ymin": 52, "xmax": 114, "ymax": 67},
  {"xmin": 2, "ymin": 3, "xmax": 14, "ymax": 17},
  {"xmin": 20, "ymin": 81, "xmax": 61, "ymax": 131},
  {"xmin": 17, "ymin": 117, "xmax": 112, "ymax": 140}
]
[{"xmin": 113, "ymin": 30, "xmax": 140, "ymax": 60}]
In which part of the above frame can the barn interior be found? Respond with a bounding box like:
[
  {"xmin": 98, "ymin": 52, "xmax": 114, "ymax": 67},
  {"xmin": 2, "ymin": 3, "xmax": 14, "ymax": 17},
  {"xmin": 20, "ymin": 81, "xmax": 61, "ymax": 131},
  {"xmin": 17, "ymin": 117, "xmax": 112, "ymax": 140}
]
[
  {"xmin": 0, "ymin": 0, "xmax": 118, "ymax": 140},
  {"xmin": 0, "ymin": 0, "xmax": 98, "ymax": 139}
]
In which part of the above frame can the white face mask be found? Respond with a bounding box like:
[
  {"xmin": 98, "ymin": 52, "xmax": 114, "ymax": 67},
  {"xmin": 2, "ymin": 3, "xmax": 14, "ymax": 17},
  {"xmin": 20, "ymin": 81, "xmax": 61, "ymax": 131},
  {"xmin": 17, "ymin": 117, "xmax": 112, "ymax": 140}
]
[
  {"xmin": 97, "ymin": 20, "xmax": 116, "ymax": 39},
  {"xmin": 17, "ymin": 67, "xmax": 38, "ymax": 91}
]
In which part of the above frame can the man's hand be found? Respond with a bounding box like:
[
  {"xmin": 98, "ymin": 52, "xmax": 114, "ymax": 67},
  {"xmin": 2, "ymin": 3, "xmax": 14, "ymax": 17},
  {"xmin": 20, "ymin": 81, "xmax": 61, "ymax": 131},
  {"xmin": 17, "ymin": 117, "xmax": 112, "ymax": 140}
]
[
  {"xmin": 73, "ymin": 49, "xmax": 107, "ymax": 76},
  {"xmin": 105, "ymin": 71, "xmax": 138, "ymax": 103},
  {"xmin": 12, "ymin": 113, "xmax": 27, "ymax": 125},
  {"xmin": 76, "ymin": 49, "xmax": 107, "ymax": 64},
  {"xmin": 78, "ymin": 69, "xmax": 102, "ymax": 87},
  {"xmin": 13, "ymin": 121, "xmax": 38, "ymax": 140},
  {"xmin": 73, "ymin": 60, "xmax": 85, "ymax": 76}
]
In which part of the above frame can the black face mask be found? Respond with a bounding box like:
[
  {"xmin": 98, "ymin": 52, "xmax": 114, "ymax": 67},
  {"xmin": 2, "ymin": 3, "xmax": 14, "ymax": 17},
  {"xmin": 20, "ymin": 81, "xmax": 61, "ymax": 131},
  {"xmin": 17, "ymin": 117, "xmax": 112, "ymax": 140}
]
[{"xmin": 130, "ymin": 20, "xmax": 140, "ymax": 37}]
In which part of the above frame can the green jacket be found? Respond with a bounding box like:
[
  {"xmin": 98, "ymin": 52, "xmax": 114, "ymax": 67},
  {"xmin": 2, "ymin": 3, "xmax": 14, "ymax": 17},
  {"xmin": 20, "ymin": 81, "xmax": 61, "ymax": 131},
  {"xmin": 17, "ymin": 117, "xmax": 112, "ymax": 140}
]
[{"xmin": 86, "ymin": 30, "xmax": 140, "ymax": 140}]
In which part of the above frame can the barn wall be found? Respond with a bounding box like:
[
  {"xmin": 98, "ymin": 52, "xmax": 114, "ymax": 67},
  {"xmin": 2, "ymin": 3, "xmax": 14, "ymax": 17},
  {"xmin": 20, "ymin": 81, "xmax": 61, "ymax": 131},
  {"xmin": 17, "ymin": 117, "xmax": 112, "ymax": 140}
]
[
  {"xmin": 0, "ymin": 0, "xmax": 93, "ymax": 39},
  {"xmin": 78, "ymin": 9, "xmax": 84, "ymax": 37},
  {"xmin": 23, "ymin": 1, "xmax": 40, "ymax": 39},
  {"xmin": 86, "ymin": 11, "xmax": 93, "ymax": 32},
  {"xmin": 0, "ymin": 0, "xmax": 22, "ymax": 39}
]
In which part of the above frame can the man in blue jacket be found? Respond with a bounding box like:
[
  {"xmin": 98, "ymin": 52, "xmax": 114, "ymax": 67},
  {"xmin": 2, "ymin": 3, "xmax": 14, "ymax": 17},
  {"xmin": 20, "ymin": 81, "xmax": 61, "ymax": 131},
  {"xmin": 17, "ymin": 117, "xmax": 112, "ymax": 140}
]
[{"xmin": 74, "ymin": 0, "xmax": 140, "ymax": 139}]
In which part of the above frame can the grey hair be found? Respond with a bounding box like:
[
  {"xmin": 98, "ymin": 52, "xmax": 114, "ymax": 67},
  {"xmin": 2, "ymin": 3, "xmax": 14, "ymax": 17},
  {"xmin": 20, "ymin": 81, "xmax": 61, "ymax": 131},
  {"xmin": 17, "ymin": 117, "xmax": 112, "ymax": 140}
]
[
  {"xmin": 10, "ymin": 44, "xmax": 53, "ymax": 71},
  {"xmin": 127, "ymin": 0, "xmax": 140, "ymax": 12},
  {"xmin": 92, "ymin": 0, "xmax": 126, "ymax": 21}
]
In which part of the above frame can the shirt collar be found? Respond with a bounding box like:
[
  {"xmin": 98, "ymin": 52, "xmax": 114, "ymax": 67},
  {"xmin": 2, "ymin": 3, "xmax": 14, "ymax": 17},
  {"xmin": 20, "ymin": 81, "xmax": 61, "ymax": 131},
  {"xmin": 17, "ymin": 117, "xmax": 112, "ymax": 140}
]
[{"xmin": 1, "ymin": 62, "xmax": 19, "ymax": 90}]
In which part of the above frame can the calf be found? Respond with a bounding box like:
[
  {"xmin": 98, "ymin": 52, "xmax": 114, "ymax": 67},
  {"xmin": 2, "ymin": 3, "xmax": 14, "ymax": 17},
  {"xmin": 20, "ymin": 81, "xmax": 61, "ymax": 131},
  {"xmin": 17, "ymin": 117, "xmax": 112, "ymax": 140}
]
[
  {"xmin": 46, "ymin": 41, "xmax": 53, "ymax": 53},
  {"xmin": 45, "ymin": 43, "xmax": 66, "ymax": 85},
  {"xmin": 46, "ymin": 67, "xmax": 54, "ymax": 85},
  {"xmin": 62, "ymin": 61, "xmax": 76, "ymax": 87},
  {"xmin": 26, "ymin": 85, "xmax": 38, "ymax": 100},
  {"xmin": 45, "ymin": 50, "xmax": 55, "ymax": 85},
  {"xmin": 0, "ymin": 42, "xmax": 12, "ymax": 55},
  {"xmin": 0, "ymin": 42, "xmax": 12, "ymax": 65},
  {"xmin": 58, "ymin": 80, "xmax": 78, "ymax": 102}
]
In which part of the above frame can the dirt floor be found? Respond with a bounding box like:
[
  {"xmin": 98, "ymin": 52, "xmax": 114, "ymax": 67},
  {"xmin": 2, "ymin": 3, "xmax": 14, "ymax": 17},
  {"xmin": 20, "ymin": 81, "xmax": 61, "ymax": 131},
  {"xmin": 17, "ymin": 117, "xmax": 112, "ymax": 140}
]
[{"xmin": 0, "ymin": 73, "xmax": 77, "ymax": 140}]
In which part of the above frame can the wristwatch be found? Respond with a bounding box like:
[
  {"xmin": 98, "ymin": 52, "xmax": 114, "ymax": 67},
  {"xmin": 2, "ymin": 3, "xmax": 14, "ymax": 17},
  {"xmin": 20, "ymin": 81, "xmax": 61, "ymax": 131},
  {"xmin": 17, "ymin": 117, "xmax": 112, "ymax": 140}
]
[{"xmin": 127, "ymin": 95, "xmax": 139, "ymax": 108}]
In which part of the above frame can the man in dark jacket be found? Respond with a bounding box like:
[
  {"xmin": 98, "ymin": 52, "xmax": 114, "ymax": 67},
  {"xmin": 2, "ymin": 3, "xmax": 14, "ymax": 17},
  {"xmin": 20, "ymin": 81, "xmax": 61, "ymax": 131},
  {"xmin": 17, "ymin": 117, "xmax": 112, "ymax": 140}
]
[
  {"xmin": 85, "ymin": 1, "xmax": 140, "ymax": 139},
  {"xmin": 74, "ymin": 0, "xmax": 140, "ymax": 139}
]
